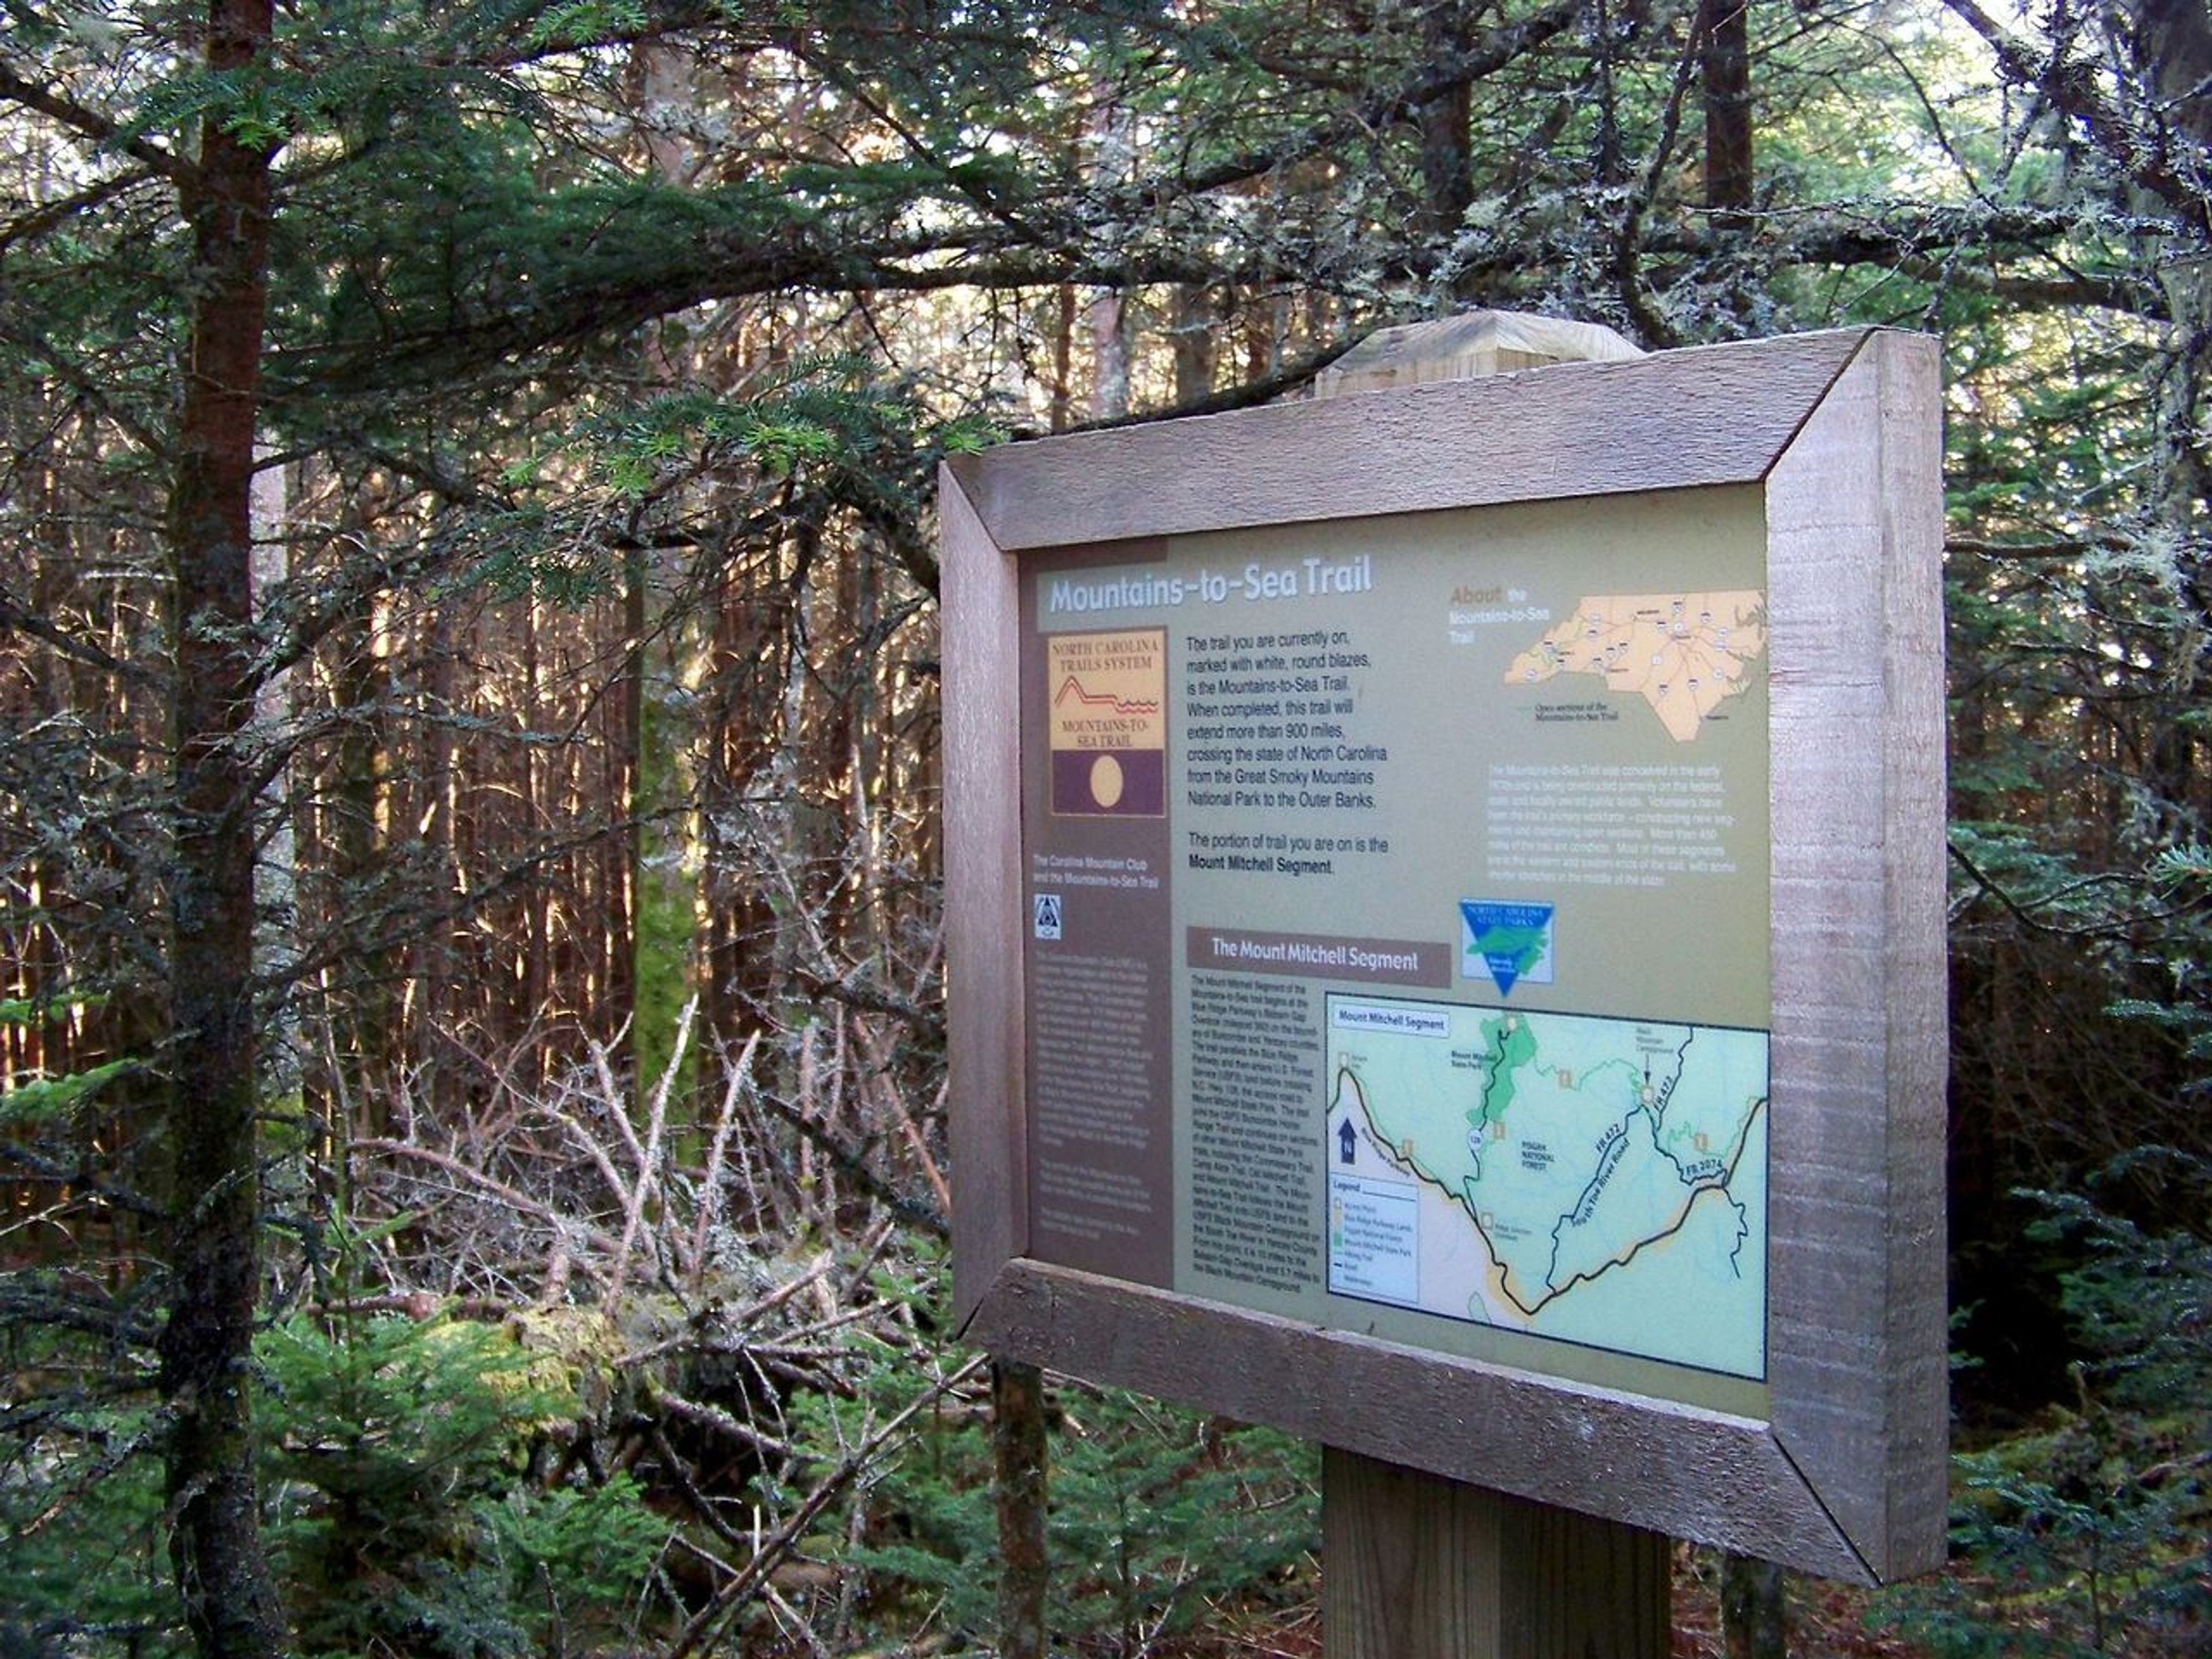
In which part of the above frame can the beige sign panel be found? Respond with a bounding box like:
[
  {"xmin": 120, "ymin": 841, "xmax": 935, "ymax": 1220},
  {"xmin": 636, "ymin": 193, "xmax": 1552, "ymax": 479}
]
[{"xmin": 941, "ymin": 330, "xmax": 1946, "ymax": 1584}]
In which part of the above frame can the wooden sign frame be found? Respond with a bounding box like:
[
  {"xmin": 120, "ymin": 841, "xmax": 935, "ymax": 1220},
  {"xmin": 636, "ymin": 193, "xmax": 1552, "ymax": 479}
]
[{"xmin": 941, "ymin": 328, "xmax": 1946, "ymax": 1584}]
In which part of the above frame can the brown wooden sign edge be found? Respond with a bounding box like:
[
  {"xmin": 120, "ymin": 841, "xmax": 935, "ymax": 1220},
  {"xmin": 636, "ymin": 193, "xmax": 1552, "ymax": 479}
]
[
  {"xmin": 944, "ymin": 328, "xmax": 1870, "ymax": 552},
  {"xmin": 969, "ymin": 1256, "xmax": 1872, "ymax": 1582}
]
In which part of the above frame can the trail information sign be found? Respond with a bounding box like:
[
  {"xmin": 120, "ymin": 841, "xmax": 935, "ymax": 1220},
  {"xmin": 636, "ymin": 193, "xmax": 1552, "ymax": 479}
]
[
  {"xmin": 1020, "ymin": 491, "xmax": 1775, "ymax": 1413},
  {"xmin": 942, "ymin": 329, "xmax": 1947, "ymax": 1584}
]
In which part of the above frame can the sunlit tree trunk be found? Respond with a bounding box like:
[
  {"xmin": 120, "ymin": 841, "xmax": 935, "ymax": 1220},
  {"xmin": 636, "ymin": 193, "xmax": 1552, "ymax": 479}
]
[
  {"xmin": 1087, "ymin": 85, "xmax": 1134, "ymax": 420},
  {"xmin": 1089, "ymin": 286, "xmax": 1131, "ymax": 419},
  {"xmin": 617, "ymin": 540, "xmax": 647, "ymax": 1084},
  {"xmin": 250, "ymin": 450, "xmax": 300, "ymax": 1103},
  {"xmin": 415, "ymin": 597, "xmax": 461, "ymax": 1111}
]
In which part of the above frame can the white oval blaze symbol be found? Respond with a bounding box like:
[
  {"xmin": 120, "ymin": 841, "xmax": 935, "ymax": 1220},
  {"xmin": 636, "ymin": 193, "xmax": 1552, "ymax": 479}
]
[{"xmin": 1090, "ymin": 753, "xmax": 1125, "ymax": 809}]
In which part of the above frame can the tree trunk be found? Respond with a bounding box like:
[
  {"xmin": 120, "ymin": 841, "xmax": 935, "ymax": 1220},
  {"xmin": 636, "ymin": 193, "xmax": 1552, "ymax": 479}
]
[
  {"xmin": 1415, "ymin": 5, "xmax": 1475, "ymax": 250},
  {"xmin": 1171, "ymin": 284, "xmax": 1217, "ymax": 406},
  {"xmin": 158, "ymin": 0, "xmax": 285, "ymax": 1649},
  {"xmin": 2130, "ymin": 0, "xmax": 2212, "ymax": 830},
  {"xmin": 1087, "ymin": 89, "xmax": 1134, "ymax": 421},
  {"xmin": 328, "ymin": 485, "xmax": 390, "ymax": 1111},
  {"xmin": 1700, "ymin": 0, "xmax": 1754, "ymax": 226},
  {"xmin": 1719, "ymin": 1551, "xmax": 1788, "ymax": 1659},
  {"xmin": 1415, "ymin": 79, "xmax": 1475, "ymax": 238},
  {"xmin": 415, "ymin": 596, "xmax": 461, "ymax": 1114},
  {"xmin": 522, "ymin": 593, "xmax": 549, "ymax": 1086},
  {"xmin": 619, "ymin": 540, "xmax": 647, "ymax": 1088},
  {"xmin": 1049, "ymin": 284, "xmax": 1078, "ymax": 433},
  {"xmin": 249, "ymin": 451, "xmax": 300, "ymax": 1103},
  {"xmin": 1089, "ymin": 287, "xmax": 1131, "ymax": 420}
]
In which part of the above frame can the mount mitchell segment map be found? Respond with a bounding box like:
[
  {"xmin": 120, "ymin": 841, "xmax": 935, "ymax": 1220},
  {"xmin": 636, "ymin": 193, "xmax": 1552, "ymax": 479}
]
[{"xmin": 1325, "ymin": 995, "xmax": 1770, "ymax": 1379}]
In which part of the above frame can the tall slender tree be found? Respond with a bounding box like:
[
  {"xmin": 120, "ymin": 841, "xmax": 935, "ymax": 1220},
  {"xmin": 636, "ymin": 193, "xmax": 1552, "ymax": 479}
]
[{"xmin": 158, "ymin": 0, "xmax": 286, "ymax": 1645}]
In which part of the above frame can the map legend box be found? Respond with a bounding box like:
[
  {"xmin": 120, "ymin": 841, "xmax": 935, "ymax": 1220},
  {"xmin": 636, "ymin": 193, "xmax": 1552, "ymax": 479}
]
[{"xmin": 1328, "ymin": 1172, "xmax": 1421, "ymax": 1305}]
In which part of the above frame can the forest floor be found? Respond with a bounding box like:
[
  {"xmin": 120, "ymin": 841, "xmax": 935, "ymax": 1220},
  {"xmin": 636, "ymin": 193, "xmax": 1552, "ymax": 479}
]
[
  {"xmin": 1141, "ymin": 1554, "xmax": 1935, "ymax": 1658},
  {"xmin": 1666, "ymin": 1570, "xmax": 1930, "ymax": 1659}
]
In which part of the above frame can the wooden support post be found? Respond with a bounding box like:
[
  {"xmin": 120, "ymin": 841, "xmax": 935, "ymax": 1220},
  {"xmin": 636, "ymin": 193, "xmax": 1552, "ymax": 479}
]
[
  {"xmin": 1313, "ymin": 309, "xmax": 1669, "ymax": 1659},
  {"xmin": 992, "ymin": 1357, "xmax": 1050, "ymax": 1659},
  {"xmin": 1313, "ymin": 309, "xmax": 1643, "ymax": 397},
  {"xmin": 1324, "ymin": 1449, "xmax": 1671, "ymax": 1658}
]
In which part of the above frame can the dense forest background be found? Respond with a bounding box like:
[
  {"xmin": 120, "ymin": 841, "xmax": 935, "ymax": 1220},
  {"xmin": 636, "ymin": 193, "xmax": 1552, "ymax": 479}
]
[{"xmin": 2, "ymin": 0, "xmax": 2208, "ymax": 1654}]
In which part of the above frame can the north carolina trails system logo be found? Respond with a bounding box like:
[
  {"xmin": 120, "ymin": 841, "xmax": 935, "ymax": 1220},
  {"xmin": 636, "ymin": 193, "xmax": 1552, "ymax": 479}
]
[{"xmin": 1047, "ymin": 629, "xmax": 1168, "ymax": 817}]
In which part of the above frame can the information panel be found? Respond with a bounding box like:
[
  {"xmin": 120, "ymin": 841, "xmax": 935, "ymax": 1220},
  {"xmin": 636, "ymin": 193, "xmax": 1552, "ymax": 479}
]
[
  {"xmin": 944, "ymin": 327, "xmax": 1948, "ymax": 1582},
  {"xmin": 1019, "ymin": 487, "xmax": 1771, "ymax": 1415}
]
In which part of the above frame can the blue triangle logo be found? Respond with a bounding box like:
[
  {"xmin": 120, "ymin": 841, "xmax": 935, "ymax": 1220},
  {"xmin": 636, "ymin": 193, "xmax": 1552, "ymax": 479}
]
[{"xmin": 1460, "ymin": 901, "xmax": 1555, "ymax": 998}]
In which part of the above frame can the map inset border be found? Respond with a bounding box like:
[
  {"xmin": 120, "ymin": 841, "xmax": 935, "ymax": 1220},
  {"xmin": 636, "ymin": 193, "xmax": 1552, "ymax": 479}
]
[{"xmin": 1324, "ymin": 991, "xmax": 1772, "ymax": 1382}]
